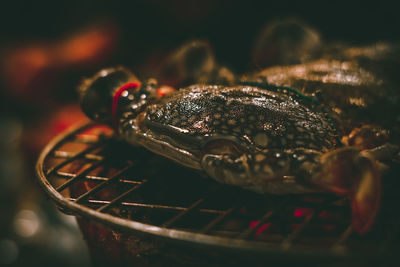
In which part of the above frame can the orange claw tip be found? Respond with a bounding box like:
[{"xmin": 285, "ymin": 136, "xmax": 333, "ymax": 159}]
[
  {"xmin": 317, "ymin": 147, "xmax": 382, "ymax": 235},
  {"xmin": 350, "ymin": 158, "xmax": 382, "ymax": 235},
  {"xmin": 157, "ymin": 85, "xmax": 176, "ymax": 97}
]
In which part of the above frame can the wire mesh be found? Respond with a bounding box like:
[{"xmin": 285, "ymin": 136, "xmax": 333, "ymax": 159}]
[{"xmin": 36, "ymin": 122, "xmax": 385, "ymax": 260}]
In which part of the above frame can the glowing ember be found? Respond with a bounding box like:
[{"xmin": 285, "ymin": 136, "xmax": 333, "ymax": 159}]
[
  {"xmin": 293, "ymin": 207, "xmax": 313, "ymax": 217},
  {"xmin": 249, "ymin": 220, "xmax": 271, "ymax": 235}
]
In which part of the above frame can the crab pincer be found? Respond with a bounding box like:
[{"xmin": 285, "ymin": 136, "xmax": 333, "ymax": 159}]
[{"xmin": 307, "ymin": 147, "xmax": 382, "ymax": 234}]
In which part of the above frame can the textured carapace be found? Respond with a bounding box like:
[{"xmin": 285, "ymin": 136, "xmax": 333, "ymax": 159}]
[
  {"xmin": 114, "ymin": 84, "xmax": 341, "ymax": 195},
  {"xmin": 143, "ymin": 85, "xmax": 337, "ymax": 152}
]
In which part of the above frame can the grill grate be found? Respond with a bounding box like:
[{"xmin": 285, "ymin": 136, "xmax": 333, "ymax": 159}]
[{"xmin": 36, "ymin": 122, "xmax": 385, "ymax": 261}]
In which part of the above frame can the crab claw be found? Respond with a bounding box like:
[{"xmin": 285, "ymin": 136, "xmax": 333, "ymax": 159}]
[
  {"xmin": 314, "ymin": 147, "xmax": 381, "ymax": 234},
  {"xmin": 78, "ymin": 66, "xmax": 140, "ymax": 124}
]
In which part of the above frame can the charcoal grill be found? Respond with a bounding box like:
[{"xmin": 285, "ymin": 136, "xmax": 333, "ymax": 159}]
[{"xmin": 36, "ymin": 122, "xmax": 397, "ymax": 266}]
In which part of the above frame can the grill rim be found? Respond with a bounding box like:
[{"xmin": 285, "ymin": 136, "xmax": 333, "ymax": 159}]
[{"xmin": 35, "ymin": 121, "xmax": 368, "ymax": 261}]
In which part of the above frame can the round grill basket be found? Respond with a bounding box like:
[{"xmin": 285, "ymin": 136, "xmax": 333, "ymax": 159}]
[{"xmin": 36, "ymin": 122, "xmax": 397, "ymax": 266}]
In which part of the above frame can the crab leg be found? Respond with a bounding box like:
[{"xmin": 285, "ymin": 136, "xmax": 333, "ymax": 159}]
[
  {"xmin": 310, "ymin": 147, "xmax": 383, "ymax": 234},
  {"xmin": 201, "ymin": 144, "xmax": 323, "ymax": 194},
  {"xmin": 361, "ymin": 143, "xmax": 399, "ymax": 162}
]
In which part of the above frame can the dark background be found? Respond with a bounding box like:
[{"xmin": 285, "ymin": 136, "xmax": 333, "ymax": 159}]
[
  {"xmin": 1, "ymin": 0, "xmax": 399, "ymax": 72},
  {"xmin": 0, "ymin": 0, "xmax": 398, "ymax": 266},
  {"xmin": 1, "ymin": 0, "xmax": 399, "ymax": 117}
]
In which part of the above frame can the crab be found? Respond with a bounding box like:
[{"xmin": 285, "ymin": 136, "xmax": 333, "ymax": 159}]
[{"xmin": 78, "ymin": 42, "xmax": 399, "ymax": 235}]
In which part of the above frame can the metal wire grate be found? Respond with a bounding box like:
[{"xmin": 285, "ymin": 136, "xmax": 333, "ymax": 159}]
[{"xmin": 36, "ymin": 122, "xmax": 382, "ymax": 261}]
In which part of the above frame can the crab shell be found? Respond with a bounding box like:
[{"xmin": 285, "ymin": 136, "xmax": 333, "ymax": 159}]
[{"xmin": 118, "ymin": 84, "xmax": 339, "ymax": 193}]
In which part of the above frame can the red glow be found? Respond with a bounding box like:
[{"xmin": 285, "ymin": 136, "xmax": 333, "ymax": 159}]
[
  {"xmin": 250, "ymin": 220, "xmax": 259, "ymax": 228},
  {"xmin": 293, "ymin": 207, "xmax": 313, "ymax": 217},
  {"xmin": 58, "ymin": 25, "xmax": 117, "ymax": 64},
  {"xmin": 2, "ymin": 23, "xmax": 117, "ymax": 97},
  {"xmin": 250, "ymin": 220, "xmax": 271, "ymax": 235},
  {"xmin": 257, "ymin": 223, "xmax": 271, "ymax": 235}
]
